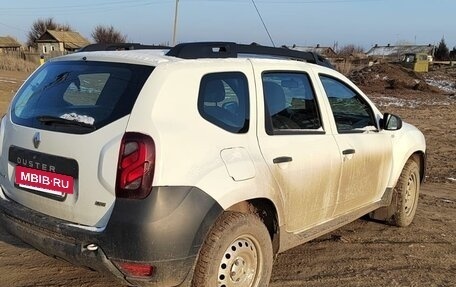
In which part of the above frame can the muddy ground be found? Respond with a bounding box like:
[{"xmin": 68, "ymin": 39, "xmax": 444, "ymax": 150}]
[{"xmin": 0, "ymin": 67, "xmax": 455, "ymax": 287}]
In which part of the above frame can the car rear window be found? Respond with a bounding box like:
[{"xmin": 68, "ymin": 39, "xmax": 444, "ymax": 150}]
[{"xmin": 11, "ymin": 61, "xmax": 154, "ymax": 134}]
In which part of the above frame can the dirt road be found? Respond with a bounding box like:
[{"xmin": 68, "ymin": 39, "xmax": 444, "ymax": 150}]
[
  {"xmin": 1, "ymin": 184, "xmax": 454, "ymax": 287},
  {"xmin": 0, "ymin": 70, "xmax": 455, "ymax": 287}
]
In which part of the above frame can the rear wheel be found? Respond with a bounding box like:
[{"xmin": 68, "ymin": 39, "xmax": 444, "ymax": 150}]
[{"xmin": 192, "ymin": 212, "xmax": 273, "ymax": 287}]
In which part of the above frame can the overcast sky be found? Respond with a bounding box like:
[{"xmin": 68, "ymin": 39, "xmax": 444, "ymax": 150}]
[{"xmin": 0, "ymin": 0, "xmax": 454, "ymax": 50}]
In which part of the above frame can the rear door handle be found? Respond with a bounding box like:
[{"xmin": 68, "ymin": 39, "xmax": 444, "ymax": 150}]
[
  {"xmin": 273, "ymin": 156, "xmax": 293, "ymax": 164},
  {"xmin": 342, "ymin": 149, "xmax": 356, "ymax": 155}
]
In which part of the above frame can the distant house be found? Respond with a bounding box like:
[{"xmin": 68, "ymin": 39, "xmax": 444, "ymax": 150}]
[
  {"xmin": 36, "ymin": 30, "xmax": 90, "ymax": 55},
  {"xmin": 0, "ymin": 36, "xmax": 21, "ymax": 52},
  {"xmin": 366, "ymin": 44, "xmax": 435, "ymax": 61},
  {"xmin": 289, "ymin": 44, "xmax": 338, "ymax": 58}
]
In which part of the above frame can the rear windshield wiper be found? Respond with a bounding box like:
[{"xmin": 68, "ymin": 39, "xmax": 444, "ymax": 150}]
[{"xmin": 36, "ymin": 115, "xmax": 96, "ymax": 130}]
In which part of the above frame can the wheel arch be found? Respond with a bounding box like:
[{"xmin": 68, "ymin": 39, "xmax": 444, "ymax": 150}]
[
  {"xmin": 390, "ymin": 150, "xmax": 426, "ymax": 188},
  {"xmin": 370, "ymin": 154, "xmax": 422, "ymax": 225},
  {"xmin": 227, "ymin": 198, "xmax": 280, "ymax": 255},
  {"xmin": 411, "ymin": 151, "xmax": 426, "ymax": 183},
  {"xmin": 388, "ymin": 124, "xmax": 426, "ymax": 188}
]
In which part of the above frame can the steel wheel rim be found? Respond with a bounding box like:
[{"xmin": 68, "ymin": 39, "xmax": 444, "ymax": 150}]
[
  {"xmin": 404, "ymin": 171, "xmax": 417, "ymax": 216},
  {"xmin": 217, "ymin": 235, "xmax": 262, "ymax": 287}
]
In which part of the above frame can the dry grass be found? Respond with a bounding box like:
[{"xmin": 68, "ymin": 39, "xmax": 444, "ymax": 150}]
[
  {"xmin": 0, "ymin": 54, "xmax": 39, "ymax": 72},
  {"xmin": 0, "ymin": 70, "xmax": 29, "ymax": 115},
  {"xmin": 335, "ymin": 60, "xmax": 354, "ymax": 76}
]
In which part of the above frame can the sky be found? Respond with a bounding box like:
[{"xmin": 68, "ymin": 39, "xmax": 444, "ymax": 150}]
[{"xmin": 0, "ymin": 0, "xmax": 455, "ymax": 50}]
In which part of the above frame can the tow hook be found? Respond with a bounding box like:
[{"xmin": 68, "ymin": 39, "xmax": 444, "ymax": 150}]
[{"xmin": 86, "ymin": 243, "xmax": 99, "ymax": 251}]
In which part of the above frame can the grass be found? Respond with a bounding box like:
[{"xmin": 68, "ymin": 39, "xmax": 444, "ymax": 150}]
[
  {"xmin": 0, "ymin": 54, "xmax": 39, "ymax": 73},
  {"xmin": 335, "ymin": 60, "xmax": 354, "ymax": 76}
]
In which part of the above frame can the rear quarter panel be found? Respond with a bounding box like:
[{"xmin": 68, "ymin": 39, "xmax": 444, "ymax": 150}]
[{"xmin": 126, "ymin": 60, "xmax": 286, "ymax": 224}]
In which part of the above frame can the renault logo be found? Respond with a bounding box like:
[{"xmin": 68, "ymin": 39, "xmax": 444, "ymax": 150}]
[{"xmin": 33, "ymin": 132, "xmax": 41, "ymax": 149}]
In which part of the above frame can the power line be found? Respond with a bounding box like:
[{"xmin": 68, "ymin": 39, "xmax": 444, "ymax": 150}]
[
  {"xmin": 0, "ymin": 0, "xmax": 388, "ymax": 15},
  {"xmin": 0, "ymin": 0, "xmax": 389, "ymax": 11},
  {"xmin": 0, "ymin": 21, "xmax": 27, "ymax": 33},
  {"xmin": 0, "ymin": 1, "xmax": 171, "ymax": 16},
  {"xmin": 255, "ymin": 0, "xmax": 388, "ymax": 3},
  {"xmin": 0, "ymin": 0, "xmax": 165, "ymax": 11},
  {"xmin": 183, "ymin": 0, "xmax": 387, "ymax": 2},
  {"xmin": 262, "ymin": 0, "xmax": 387, "ymax": 2},
  {"xmin": 251, "ymin": 0, "xmax": 275, "ymax": 47}
]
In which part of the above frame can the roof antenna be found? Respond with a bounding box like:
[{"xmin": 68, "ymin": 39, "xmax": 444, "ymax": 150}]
[{"xmin": 251, "ymin": 0, "xmax": 275, "ymax": 47}]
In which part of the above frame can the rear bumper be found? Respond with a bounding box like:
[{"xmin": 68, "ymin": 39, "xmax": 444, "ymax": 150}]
[{"xmin": 0, "ymin": 186, "xmax": 223, "ymax": 287}]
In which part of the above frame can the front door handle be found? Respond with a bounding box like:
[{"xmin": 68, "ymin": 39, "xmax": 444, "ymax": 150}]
[
  {"xmin": 342, "ymin": 149, "xmax": 356, "ymax": 155},
  {"xmin": 273, "ymin": 156, "xmax": 293, "ymax": 164}
]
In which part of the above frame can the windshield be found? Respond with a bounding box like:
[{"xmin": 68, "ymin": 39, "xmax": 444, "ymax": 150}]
[{"xmin": 11, "ymin": 61, "xmax": 153, "ymax": 134}]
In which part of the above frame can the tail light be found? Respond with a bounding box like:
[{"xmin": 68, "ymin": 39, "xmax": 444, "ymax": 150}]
[
  {"xmin": 116, "ymin": 132, "xmax": 155, "ymax": 199},
  {"xmin": 113, "ymin": 260, "xmax": 154, "ymax": 277}
]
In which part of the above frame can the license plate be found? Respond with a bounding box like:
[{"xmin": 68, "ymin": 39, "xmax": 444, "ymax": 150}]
[{"xmin": 15, "ymin": 165, "xmax": 74, "ymax": 196}]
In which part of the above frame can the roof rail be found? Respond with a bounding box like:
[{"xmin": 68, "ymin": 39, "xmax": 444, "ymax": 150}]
[
  {"xmin": 77, "ymin": 41, "xmax": 334, "ymax": 69},
  {"xmin": 78, "ymin": 43, "xmax": 170, "ymax": 52},
  {"xmin": 166, "ymin": 42, "xmax": 334, "ymax": 69}
]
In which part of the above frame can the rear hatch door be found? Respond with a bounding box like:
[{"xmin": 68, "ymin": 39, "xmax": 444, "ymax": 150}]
[{"xmin": 0, "ymin": 59, "xmax": 153, "ymax": 227}]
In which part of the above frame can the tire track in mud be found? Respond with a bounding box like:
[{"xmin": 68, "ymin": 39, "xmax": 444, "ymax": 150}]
[
  {"xmin": 0, "ymin": 185, "xmax": 455, "ymax": 287},
  {"xmin": 270, "ymin": 184, "xmax": 456, "ymax": 287}
]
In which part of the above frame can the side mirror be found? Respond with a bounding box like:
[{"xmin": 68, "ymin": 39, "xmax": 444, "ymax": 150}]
[{"xmin": 381, "ymin": 113, "xmax": 402, "ymax": 131}]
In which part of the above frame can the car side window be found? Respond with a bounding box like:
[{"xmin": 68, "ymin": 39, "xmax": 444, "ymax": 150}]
[
  {"xmin": 319, "ymin": 75, "xmax": 377, "ymax": 133},
  {"xmin": 262, "ymin": 72, "xmax": 322, "ymax": 135},
  {"xmin": 198, "ymin": 72, "xmax": 249, "ymax": 133}
]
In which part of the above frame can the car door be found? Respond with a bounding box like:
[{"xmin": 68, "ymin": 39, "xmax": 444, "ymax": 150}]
[
  {"xmin": 255, "ymin": 66, "xmax": 342, "ymax": 232},
  {"xmin": 318, "ymin": 74, "xmax": 393, "ymax": 215}
]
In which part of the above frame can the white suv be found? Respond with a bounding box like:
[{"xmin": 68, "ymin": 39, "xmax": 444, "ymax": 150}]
[{"xmin": 0, "ymin": 42, "xmax": 426, "ymax": 287}]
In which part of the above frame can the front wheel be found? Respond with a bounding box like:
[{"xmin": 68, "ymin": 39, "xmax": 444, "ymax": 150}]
[
  {"xmin": 369, "ymin": 158, "xmax": 421, "ymax": 227},
  {"xmin": 390, "ymin": 159, "xmax": 421, "ymax": 227},
  {"xmin": 192, "ymin": 212, "xmax": 273, "ymax": 287}
]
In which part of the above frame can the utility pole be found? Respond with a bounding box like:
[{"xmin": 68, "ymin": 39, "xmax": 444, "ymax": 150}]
[{"xmin": 172, "ymin": 0, "xmax": 179, "ymax": 46}]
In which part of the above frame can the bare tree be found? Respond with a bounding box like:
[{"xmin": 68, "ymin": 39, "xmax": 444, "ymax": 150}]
[
  {"xmin": 27, "ymin": 17, "xmax": 72, "ymax": 48},
  {"xmin": 338, "ymin": 44, "xmax": 364, "ymax": 57},
  {"xmin": 91, "ymin": 25, "xmax": 127, "ymax": 44}
]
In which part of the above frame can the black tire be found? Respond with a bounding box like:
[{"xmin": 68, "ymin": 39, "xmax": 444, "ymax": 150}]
[
  {"xmin": 389, "ymin": 159, "xmax": 420, "ymax": 227},
  {"xmin": 191, "ymin": 212, "xmax": 273, "ymax": 287}
]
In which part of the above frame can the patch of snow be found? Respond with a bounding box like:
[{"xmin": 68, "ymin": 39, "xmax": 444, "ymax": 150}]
[
  {"xmin": 425, "ymin": 76, "xmax": 456, "ymax": 94},
  {"xmin": 448, "ymin": 177, "xmax": 456, "ymax": 182},
  {"xmin": 374, "ymin": 96, "xmax": 452, "ymax": 108},
  {"xmin": 60, "ymin": 113, "xmax": 95, "ymax": 125}
]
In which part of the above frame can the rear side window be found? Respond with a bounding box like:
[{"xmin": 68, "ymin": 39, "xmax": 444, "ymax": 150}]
[
  {"xmin": 198, "ymin": 72, "xmax": 249, "ymax": 133},
  {"xmin": 262, "ymin": 72, "xmax": 322, "ymax": 135},
  {"xmin": 11, "ymin": 61, "xmax": 153, "ymax": 134}
]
